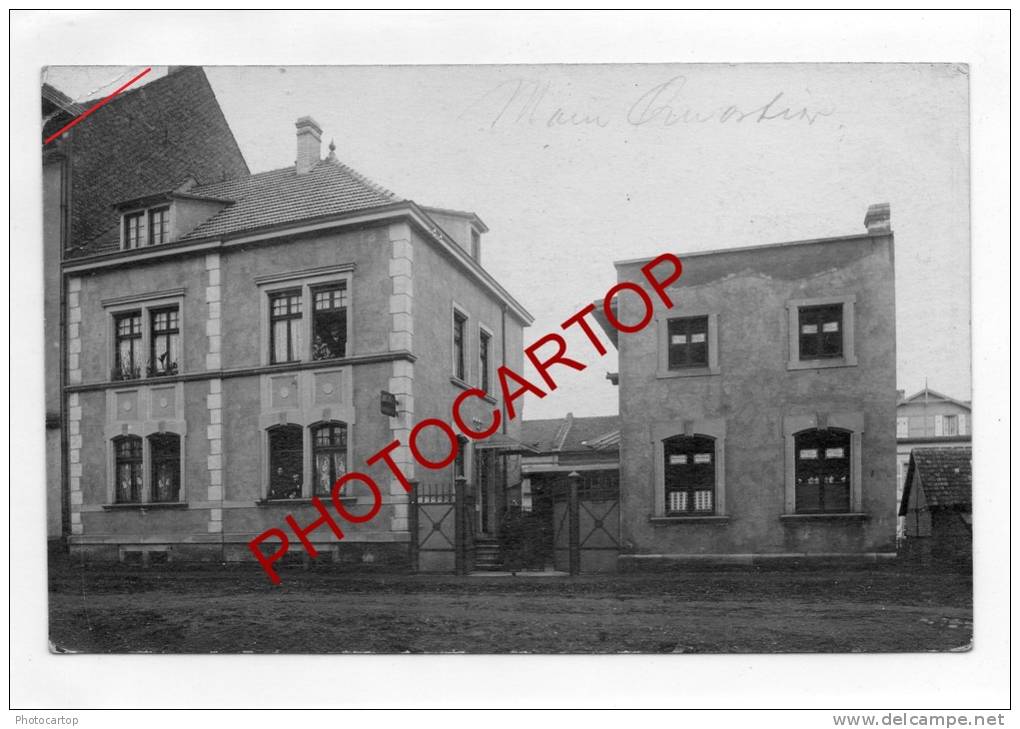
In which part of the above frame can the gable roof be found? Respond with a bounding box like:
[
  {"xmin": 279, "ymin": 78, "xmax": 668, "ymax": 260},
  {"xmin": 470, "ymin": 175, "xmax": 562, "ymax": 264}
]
[
  {"xmin": 47, "ymin": 67, "xmax": 251, "ymax": 258},
  {"xmin": 522, "ymin": 414, "xmax": 620, "ymax": 454},
  {"xmin": 899, "ymin": 447, "xmax": 972, "ymax": 515},
  {"xmin": 898, "ymin": 387, "xmax": 971, "ymax": 411},
  {"xmin": 179, "ymin": 157, "xmax": 401, "ymax": 241}
]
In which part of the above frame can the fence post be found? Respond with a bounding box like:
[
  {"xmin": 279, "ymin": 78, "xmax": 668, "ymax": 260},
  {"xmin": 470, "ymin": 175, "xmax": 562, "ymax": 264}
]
[
  {"xmin": 568, "ymin": 471, "xmax": 580, "ymax": 576},
  {"xmin": 407, "ymin": 479, "xmax": 419, "ymax": 573},
  {"xmin": 454, "ymin": 475, "xmax": 469, "ymax": 576}
]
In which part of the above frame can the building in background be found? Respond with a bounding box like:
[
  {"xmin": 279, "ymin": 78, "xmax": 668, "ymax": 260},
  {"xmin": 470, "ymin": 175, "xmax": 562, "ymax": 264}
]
[
  {"xmin": 899, "ymin": 447, "xmax": 972, "ymax": 564},
  {"xmin": 895, "ymin": 387, "xmax": 971, "ymax": 536},
  {"xmin": 50, "ymin": 69, "xmax": 532, "ymax": 565},
  {"xmin": 601, "ymin": 204, "xmax": 898, "ymax": 567},
  {"xmin": 43, "ymin": 67, "xmax": 250, "ymax": 546}
]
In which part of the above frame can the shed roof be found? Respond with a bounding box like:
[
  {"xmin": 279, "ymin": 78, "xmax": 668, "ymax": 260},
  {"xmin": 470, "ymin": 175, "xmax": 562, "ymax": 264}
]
[
  {"xmin": 899, "ymin": 447, "xmax": 972, "ymax": 515},
  {"xmin": 522, "ymin": 413, "xmax": 620, "ymax": 454}
]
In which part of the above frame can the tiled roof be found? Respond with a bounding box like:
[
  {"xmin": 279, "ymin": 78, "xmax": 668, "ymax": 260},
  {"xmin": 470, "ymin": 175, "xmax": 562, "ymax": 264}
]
[
  {"xmin": 522, "ymin": 414, "xmax": 620, "ymax": 454},
  {"xmin": 180, "ymin": 157, "xmax": 401, "ymax": 241},
  {"xmin": 48, "ymin": 67, "xmax": 251, "ymax": 258},
  {"xmin": 900, "ymin": 447, "xmax": 972, "ymax": 514}
]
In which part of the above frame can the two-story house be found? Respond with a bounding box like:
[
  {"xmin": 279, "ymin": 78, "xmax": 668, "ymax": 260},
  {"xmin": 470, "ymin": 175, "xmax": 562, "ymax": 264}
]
[
  {"xmin": 601, "ymin": 204, "xmax": 898, "ymax": 566},
  {"xmin": 60, "ymin": 102, "xmax": 532, "ymax": 566}
]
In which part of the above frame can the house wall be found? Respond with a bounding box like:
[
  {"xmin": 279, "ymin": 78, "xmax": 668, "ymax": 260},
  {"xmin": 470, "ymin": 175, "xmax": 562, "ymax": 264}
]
[
  {"xmin": 616, "ymin": 233, "xmax": 897, "ymax": 559},
  {"xmin": 409, "ymin": 225, "xmax": 526, "ymax": 518},
  {"xmin": 66, "ymin": 217, "xmax": 528, "ymax": 565}
]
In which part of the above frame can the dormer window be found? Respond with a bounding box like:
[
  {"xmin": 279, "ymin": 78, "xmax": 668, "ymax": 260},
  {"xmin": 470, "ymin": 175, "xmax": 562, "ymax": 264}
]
[
  {"xmin": 124, "ymin": 212, "xmax": 145, "ymax": 249},
  {"xmin": 149, "ymin": 207, "xmax": 170, "ymax": 246},
  {"xmin": 121, "ymin": 206, "xmax": 173, "ymax": 249}
]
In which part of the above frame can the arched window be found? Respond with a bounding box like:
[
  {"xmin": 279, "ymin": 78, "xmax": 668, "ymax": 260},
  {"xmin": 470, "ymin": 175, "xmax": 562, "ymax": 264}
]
[
  {"xmin": 663, "ymin": 434, "xmax": 716, "ymax": 515},
  {"xmin": 268, "ymin": 424, "xmax": 303, "ymax": 499},
  {"xmin": 794, "ymin": 429, "xmax": 851, "ymax": 513},
  {"xmin": 150, "ymin": 433, "xmax": 181, "ymax": 503},
  {"xmin": 113, "ymin": 435, "xmax": 143, "ymax": 503},
  {"xmin": 312, "ymin": 422, "xmax": 348, "ymax": 496}
]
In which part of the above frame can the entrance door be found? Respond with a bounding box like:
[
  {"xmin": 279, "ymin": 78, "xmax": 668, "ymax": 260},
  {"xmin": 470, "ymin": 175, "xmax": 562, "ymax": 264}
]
[{"xmin": 474, "ymin": 449, "xmax": 494, "ymax": 534}]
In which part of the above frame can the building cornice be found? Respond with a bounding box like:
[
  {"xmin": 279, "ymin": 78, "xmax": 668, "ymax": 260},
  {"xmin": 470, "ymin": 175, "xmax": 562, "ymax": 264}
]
[{"xmin": 62, "ymin": 202, "xmax": 534, "ymax": 326}]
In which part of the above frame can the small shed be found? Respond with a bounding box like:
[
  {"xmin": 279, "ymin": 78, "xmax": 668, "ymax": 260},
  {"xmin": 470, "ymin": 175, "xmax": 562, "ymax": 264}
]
[{"xmin": 898, "ymin": 447, "xmax": 972, "ymax": 562}]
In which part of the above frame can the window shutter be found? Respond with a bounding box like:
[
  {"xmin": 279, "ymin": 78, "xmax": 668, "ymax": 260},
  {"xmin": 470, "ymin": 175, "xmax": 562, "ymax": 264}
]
[
  {"xmin": 959, "ymin": 415, "xmax": 968, "ymax": 435},
  {"xmin": 934, "ymin": 416, "xmax": 943, "ymax": 436}
]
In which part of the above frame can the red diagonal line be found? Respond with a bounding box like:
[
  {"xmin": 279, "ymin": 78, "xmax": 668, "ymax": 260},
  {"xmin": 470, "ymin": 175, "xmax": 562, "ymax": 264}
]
[{"xmin": 44, "ymin": 67, "xmax": 152, "ymax": 145}]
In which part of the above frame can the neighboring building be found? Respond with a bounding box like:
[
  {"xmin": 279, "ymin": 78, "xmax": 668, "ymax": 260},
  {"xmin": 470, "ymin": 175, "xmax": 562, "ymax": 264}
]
[
  {"xmin": 54, "ymin": 77, "xmax": 532, "ymax": 564},
  {"xmin": 43, "ymin": 67, "xmax": 251, "ymax": 545},
  {"xmin": 899, "ymin": 447, "xmax": 972, "ymax": 563},
  {"xmin": 895, "ymin": 387, "xmax": 971, "ymax": 534},
  {"xmin": 521, "ymin": 413, "xmax": 620, "ymax": 509},
  {"xmin": 516, "ymin": 414, "xmax": 620, "ymax": 571},
  {"xmin": 602, "ymin": 204, "xmax": 898, "ymax": 566}
]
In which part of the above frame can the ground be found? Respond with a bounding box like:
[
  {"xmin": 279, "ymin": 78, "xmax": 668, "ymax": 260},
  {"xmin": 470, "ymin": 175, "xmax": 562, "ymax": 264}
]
[{"xmin": 48, "ymin": 555, "xmax": 972, "ymax": 654}]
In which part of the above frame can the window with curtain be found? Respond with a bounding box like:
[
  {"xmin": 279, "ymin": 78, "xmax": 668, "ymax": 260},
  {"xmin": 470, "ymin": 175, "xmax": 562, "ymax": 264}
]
[
  {"xmin": 663, "ymin": 434, "xmax": 716, "ymax": 515},
  {"xmin": 114, "ymin": 435, "xmax": 143, "ymax": 503},
  {"xmin": 149, "ymin": 306, "xmax": 179, "ymax": 376},
  {"xmin": 268, "ymin": 424, "xmax": 303, "ymax": 499},
  {"xmin": 114, "ymin": 311, "xmax": 142, "ymax": 380},
  {"xmin": 269, "ymin": 291, "xmax": 303, "ymax": 364},
  {"xmin": 312, "ymin": 422, "xmax": 348, "ymax": 496},
  {"xmin": 311, "ymin": 284, "xmax": 348, "ymax": 360},
  {"xmin": 149, "ymin": 433, "xmax": 181, "ymax": 502},
  {"xmin": 794, "ymin": 429, "xmax": 851, "ymax": 513}
]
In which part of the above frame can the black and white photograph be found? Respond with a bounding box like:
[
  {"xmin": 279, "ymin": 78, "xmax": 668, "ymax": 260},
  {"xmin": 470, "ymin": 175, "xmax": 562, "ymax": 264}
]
[{"xmin": 10, "ymin": 9, "xmax": 1011, "ymax": 718}]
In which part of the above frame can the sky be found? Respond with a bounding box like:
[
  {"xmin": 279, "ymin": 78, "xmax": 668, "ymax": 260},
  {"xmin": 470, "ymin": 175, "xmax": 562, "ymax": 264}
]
[{"xmin": 44, "ymin": 63, "xmax": 971, "ymax": 419}]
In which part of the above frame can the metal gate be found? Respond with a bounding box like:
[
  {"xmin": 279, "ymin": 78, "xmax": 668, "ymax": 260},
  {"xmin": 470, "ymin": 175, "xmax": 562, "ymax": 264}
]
[
  {"xmin": 408, "ymin": 478, "xmax": 474, "ymax": 573},
  {"xmin": 552, "ymin": 474, "xmax": 620, "ymax": 573}
]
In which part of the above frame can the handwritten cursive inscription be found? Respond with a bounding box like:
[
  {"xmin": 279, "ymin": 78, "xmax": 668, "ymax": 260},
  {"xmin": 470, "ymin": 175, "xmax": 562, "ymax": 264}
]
[{"xmin": 460, "ymin": 75, "xmax": 835, "ymax": 130}]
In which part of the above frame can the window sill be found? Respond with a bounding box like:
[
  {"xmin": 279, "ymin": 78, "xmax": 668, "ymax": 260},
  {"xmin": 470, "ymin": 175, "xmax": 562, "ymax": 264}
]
[
  {"xmin": 102, "ymin": 502, "xmax": 188, "ymax": 510},
  {"xmin": 257, "ymin": 497, "xmax": 358, "ymax": 506},
  {"xmin": 449, "ymin": 376, "xmax": 472, "ymax": 391},
  {"xmin": 787, "ymin": 357, "xmax": 858, "ymax": 371},
  {"xmin": 656, "ymin": 366, "xmax": 720, "ymax": 379},
  {"xmin": 780, "ymin": 512, "xmax": 868, "ymax": 522},
  {"xmin": 649, "ymin": 515, "xmax": 730, "ymax": 524}
]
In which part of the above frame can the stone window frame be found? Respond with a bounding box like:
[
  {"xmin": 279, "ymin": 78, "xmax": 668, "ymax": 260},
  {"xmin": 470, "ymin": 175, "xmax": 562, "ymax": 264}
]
[
  {"xmin": 649, "ymin": 417, "xmax": 728, "ymax": 520},
  {"xmin": 655, "ymin": 308, "xmax": 720, "ymax": 379},
  {"xmin": 103, "ymin": 383, "xmax": 188, "ymax": 506},
  {"xmin": 102, "ymin": 291, "xmax": 186, "ymax": 383},
  {"xmin": 786, "ymin": 294, "xmax": 857, "ymax": 371},
  {"xmin": 781, "ymin": 411, "xmax": 865, "ymax": 518},
  {"xmin": 256, "ymin": 266, "xmax": 356, "ymax": 368}
]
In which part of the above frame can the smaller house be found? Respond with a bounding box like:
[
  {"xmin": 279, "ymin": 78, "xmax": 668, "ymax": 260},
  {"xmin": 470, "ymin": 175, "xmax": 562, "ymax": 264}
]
[
  {"xmin": 898, "ymin": 447, "xmax": 972, "ymax": 563},
  {"xmin": 895, "ymin": 387, "xmax": 971, "ymax": 506}
]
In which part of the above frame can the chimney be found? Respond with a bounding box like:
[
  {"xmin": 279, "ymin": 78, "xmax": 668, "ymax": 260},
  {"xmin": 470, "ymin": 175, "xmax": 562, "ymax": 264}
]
[
  {"xmin": 864, "ymin": 202, "xmax": 891, "ymax": 235},
  {"xmin": 295, "ymin": 116, "xmax": 323, "ymax": 174}
]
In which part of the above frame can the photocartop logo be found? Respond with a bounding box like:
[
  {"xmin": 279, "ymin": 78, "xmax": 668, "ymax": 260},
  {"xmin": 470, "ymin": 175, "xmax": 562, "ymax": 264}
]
[{"xmin": 248, "ymin": 252, "xmax": 684, "ymax": 584}]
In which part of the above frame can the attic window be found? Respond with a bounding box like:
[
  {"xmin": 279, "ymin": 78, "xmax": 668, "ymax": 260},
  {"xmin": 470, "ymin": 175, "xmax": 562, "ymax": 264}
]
[
  {"xmin": 122, "ymin": 206, "xmax": 172, "ymax": 249},
  {"xmin": 149, "ymin": 207, "xmax": 170, "ymax": 246},
  {"xmin": 124, "ymin": 212, "xmax": 144, "ymax": 249}
]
